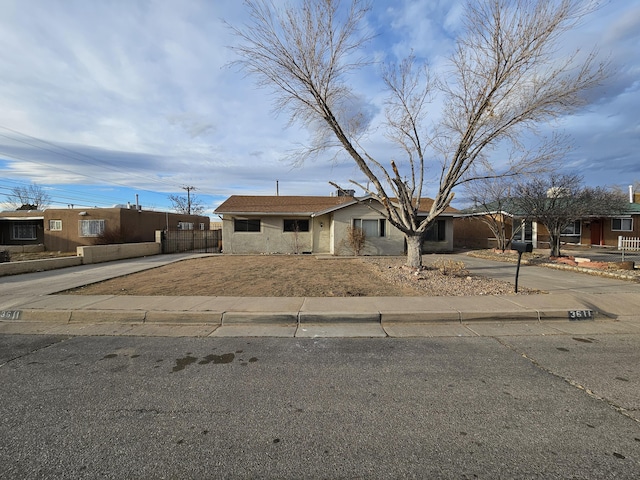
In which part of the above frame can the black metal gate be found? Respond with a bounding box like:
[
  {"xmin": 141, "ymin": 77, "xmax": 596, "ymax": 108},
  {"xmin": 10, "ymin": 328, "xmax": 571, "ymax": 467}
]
[{"xmin": 160, "ymin": 229, "xmax": 222, "ymax": 254}]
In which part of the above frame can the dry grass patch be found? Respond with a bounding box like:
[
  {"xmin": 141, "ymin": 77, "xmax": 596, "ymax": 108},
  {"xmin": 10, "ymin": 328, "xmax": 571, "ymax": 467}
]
[{"xmin": 65, "ymin": 254, "xmax": 532, "ymax": 297}]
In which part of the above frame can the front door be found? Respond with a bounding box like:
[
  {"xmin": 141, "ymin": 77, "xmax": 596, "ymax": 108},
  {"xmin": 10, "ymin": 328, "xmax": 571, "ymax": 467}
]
[{"xmin": 590, "ymin": 219, "xmax": 602, "ymax": 245}]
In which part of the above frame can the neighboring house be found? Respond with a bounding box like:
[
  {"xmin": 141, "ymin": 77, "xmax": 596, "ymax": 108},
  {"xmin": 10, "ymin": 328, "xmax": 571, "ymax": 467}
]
[
  {"xmin": 214, "ymin": 194, "xmax": 457, "ymax": 255},
  {"xmin": 455, "ymin": 190, "xmax": 640, "ymax": 249},
  {"xmin": 0, "ymin": 206, "xmax": 210, "ymax": 252}
]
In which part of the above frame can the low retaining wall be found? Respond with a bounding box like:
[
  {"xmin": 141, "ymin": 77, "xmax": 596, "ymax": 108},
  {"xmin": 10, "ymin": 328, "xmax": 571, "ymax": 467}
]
[
  {"xmin": 0, "ymin": 256, "xmax": 82, "ymax": 276},
  {"xmin": 0, "ymin": 244, "xmax": 45, "ymax": 253},
  {"xmin": 77, "ymin": 242, "xmax": 161, "ymax": 264},
  {"xmin": 0, "ymin": 242, "xmax": 162, "ymax": 276}
]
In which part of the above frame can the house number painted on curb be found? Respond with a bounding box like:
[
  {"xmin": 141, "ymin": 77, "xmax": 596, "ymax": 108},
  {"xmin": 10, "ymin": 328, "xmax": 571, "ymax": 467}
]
[
  {"xmin": 568, "ymin": 310, "xmax": 593, "ymax": 320},
  {"xmin": 0, "ymin": 310, "xmax": 21, "ymax": 320}
]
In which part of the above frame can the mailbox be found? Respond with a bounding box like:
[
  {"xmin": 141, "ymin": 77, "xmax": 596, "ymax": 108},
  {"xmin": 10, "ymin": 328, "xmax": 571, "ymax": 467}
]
[{"xmin": 511, "ymin": 242, "xmax": 533, "ymax": 254}]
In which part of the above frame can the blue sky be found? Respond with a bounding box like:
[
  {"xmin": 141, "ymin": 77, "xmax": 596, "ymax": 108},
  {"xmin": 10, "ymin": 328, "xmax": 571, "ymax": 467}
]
[{"xmin": 0, "ymin": 0, "xmax": 639, "ymax": 218}]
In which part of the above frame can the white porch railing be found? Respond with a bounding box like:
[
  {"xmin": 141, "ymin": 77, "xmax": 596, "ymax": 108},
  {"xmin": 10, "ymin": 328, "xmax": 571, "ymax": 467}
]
[{"xmin": 618, "ymin": 236, "xmax": 640, "ymax": 261}]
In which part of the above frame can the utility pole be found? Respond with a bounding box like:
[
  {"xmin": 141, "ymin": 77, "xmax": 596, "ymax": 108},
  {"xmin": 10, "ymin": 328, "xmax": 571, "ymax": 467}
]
[{"xmin": 182, "ymin": 186, "xmax": 196, "ymax": 215}]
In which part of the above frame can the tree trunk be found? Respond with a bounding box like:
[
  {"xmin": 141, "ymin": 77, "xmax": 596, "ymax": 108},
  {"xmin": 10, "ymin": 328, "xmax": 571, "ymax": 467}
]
[
  {"xmin": 405, "ymin": 234, "xmax": 423, "ymax": 268},
  {"xmin": 549, "ymin": 232, "xmax": 561, "ymax": 257}
]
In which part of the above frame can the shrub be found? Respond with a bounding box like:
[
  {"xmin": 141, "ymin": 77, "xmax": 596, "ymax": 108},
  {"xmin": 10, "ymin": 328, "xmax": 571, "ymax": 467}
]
[
  {"xmin": 431, "ymin": 259, "xmax": 467, "ymax": 276},
  {"xmin": 345, "ymin": 226, "xmax": 366, "ymax": 255}
]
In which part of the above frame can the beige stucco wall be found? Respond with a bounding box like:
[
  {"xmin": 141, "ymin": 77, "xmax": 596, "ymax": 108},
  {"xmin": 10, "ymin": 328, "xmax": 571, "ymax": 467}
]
[
  {"xmin": 222, "ymin": 216, "xmax": 314, "ymax": 254},
  {"xmin": 0, "ymin": 256, "xmax": 82, "ymax": 276},
  {"xmin": 422, "ymin": 218, "xmax": 454, "ymax": 252},
  {"xmin": 332, "ymin": 203, "xmax": 405, "ymax": 256},
  {"xmin": 220, "ymin": 205, "xmax": 454, "ymax": 255},
  {"xmin": 77, "ymin": 242, "xmax": 161, "ymax": 264}
]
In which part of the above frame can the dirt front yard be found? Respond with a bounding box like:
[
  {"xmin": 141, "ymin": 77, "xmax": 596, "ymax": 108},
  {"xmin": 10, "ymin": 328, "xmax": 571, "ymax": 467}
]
[{"xmin": 65, "ymin": 254, "xmax": 532, "ymax": 297}]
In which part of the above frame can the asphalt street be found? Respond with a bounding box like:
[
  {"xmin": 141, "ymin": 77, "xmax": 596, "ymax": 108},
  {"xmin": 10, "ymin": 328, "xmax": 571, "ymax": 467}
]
[{"xmin": 1, "ymin": 334, "xmax": 639, "ymax": 479}]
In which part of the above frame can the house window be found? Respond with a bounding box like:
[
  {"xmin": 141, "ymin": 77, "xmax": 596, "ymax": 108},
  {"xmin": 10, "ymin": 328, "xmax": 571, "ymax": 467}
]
[
  {"xmin": 283, "ymin": 219, "xmax": 310, "ymax": 232},
  {"xmin": 49, "ymin": 220, "xmax": 62, "ymax": 231},
  {"xmin": 425, "ymin": 219, "xmax": 446, "ymax": 242},
  {"xmin": 234, "ymin": 218, "xmax": 260, "ymax": 232},
  {"xmin": 562, "ymin": 221, "xmax": 581, "ymax": 236},
  {"xmin": 178, "ymin": 222, "xmax": 194, "ymax": 230},
  {"xmin": 612, "ymin": 217, "xmax": 633, "ymax": 232},
  {"xmin": 12, "ymin": 223, "xmax": 37, "ymax": 240},
  {"xmin": 200, "ymin": 223, "xmax": 205, "ymax": 231},
  {"xmin": 79, "ymin": 219, "xmax": 105, "ymax": 237},
  {"xmin": 353, "ymin": 219, "xmax": 385, "ymax": 237}
]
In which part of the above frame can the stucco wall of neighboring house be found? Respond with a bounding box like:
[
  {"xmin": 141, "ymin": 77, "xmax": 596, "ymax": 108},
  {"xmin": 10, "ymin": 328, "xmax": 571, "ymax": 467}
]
[
  {"xmin": 332, "ymin": 203, "xmax": 405, "ymax": 256},
  {"xmin": 44, "ymin": 209, "xmax": 122, "ymax": 252},
  {"xmin": 42, "ymin": 208, "xmax": 210, "ymax": 252},
  {"xmin": 119, "ymin": 209, "xmax": 209, "ymax": 243}
]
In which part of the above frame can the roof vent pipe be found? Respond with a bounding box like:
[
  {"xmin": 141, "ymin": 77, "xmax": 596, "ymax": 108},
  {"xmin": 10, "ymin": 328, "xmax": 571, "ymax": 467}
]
[{"xmin": 630, "ymin": 185, "xmax": 634, "ymax": 204}]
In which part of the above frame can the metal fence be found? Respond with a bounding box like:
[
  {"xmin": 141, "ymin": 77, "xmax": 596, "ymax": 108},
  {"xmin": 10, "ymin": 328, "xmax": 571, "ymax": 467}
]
[{"xmin": 160, "ymin": 229, "xmax": 222, "ymax": 254}]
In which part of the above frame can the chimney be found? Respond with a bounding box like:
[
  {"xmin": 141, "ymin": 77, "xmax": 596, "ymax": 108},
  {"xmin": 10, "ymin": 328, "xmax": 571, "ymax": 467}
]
[{"xmin": 630, "ymin": 185, "xmax": 634, "ymax": 204}]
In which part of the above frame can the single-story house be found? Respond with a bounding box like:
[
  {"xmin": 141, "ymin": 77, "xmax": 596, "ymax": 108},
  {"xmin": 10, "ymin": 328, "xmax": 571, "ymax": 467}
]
[
  {"xmin": 455, "ymin": 190, "xmax": 640, "ymax": 249},
  {"xmin": 214, "ymin": 194, "xmax": 458, "ymax": 255},
  {"xmin": 0, "ymin": 206, "xmax": 211, "ymax": 252}
]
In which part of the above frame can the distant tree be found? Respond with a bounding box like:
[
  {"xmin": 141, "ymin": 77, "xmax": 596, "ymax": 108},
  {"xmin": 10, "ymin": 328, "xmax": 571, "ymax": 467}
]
[
  {"xmin": 169, "ymin": 186, "xmax": 205, "ymax": 215},
  {"xmin": 6, "ymin": 183, "xmax": 51, "ymax": 210},
  {"xmin": 465, "ymin": 177, "xmax": 521, "ymax": 252},
  {"xmin": 229, "ymin": 0, "xmax": 607, "ymax": 268},
  {"xmin": 514, "ymin": 175, "xmax": 627, "ymax": 257}
]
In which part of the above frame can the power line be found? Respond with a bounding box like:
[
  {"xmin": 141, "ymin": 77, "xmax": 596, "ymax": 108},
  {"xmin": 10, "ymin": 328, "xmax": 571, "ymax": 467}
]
[
  {"xmin": 0, "ymin": 126, "xmax": 221, "ymax": 207},
  {"xmin": 0, "ymin": 125, "xmax": 182, "ymax": 190}
]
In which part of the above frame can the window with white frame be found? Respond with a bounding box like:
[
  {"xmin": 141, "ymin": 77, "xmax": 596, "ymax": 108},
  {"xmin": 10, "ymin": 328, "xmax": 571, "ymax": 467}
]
[
  {"xmin": 49, "ymin": 219, "xmax": 62, "ymax": 231},
  {"xmin": 561, "ymin": 220, "xmax": 581, "ymax": 236},
  {"xmin": 178, "ymin": 222, "xmax": 194, "ymax": 230},
  {"xmin": 12, "ymin": 223, "xmax": 37, "ymax": 240},
  {"xmin": 612, "ymin": 217, "xmax": 633, "ymax": 232},
  {"xmin": 79, "ymin": 219, "xmax": 105, "ymax": 237},
  {"xmin": 353, "ymin": 218, "xmax": 386, "ymax": 237}
]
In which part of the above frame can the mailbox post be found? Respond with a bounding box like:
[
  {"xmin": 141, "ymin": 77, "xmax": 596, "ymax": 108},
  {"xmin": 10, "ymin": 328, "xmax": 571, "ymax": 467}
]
[{"xmin": 511, "ymin": 242, "xmax": 533, "ymax": 293}]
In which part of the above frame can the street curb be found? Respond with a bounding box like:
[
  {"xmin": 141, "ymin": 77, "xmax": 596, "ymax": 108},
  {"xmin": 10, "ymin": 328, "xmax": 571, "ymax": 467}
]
[
  {"xmin": 222, "ymin": 311, "xmax": 298, "ymax": 325},
  {"xmin": 1, "ymin": 307, "xmax": 606, "ymax": 326},
  {"xmin": 70, "ymin": 309, "xmax": 146, "ymax": 324},
  {"xmin": 145, "ymin": 311, "xmax": 223, "ymax": 325},
  {"xmin": 298, "ymin": 312, "xmax": 380, "ymax": 324}
]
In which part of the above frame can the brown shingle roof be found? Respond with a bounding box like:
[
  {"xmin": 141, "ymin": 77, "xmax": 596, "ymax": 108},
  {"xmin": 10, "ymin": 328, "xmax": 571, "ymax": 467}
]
[
  {"xmin": 214, "ymin": 196, "xmax": 354, "ymax": 215},
  {"xmin": 214, "ymin": 195, "xmax": 458, "ymax": 215}
]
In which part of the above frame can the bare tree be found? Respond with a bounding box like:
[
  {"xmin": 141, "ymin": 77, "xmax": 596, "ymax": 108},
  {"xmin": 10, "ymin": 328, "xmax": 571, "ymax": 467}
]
[
  {"xmin": 169, "ymin": 186, "xmax": 205, "ymax": 215},
  {"xmin": 514, "ymin": 174, "xmax": 627, "ymax": 257},
  {"xmin": 464, "ymin": 177, "xmax": 521, "ymax": 252},
  {"xmin": 6, "ymin": 183, "xmax": 51, "ymax": 210},
  {"xmin": 345, "ymin": 225, "xmax": 366, "ymax": 255},
  {"xmin": 230, "ymin": 0, "xmax": 607, "ymax": 267}
]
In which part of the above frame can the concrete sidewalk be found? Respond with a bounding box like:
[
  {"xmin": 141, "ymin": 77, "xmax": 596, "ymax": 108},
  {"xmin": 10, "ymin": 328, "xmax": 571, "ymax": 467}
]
[{"xmin": 1, "ymin": 252, "xmax": 639, "ymax": 337}]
